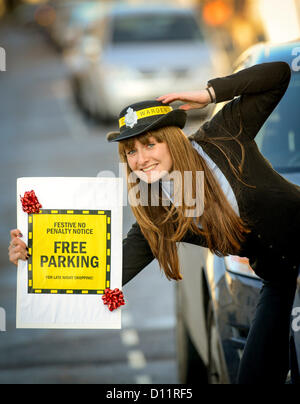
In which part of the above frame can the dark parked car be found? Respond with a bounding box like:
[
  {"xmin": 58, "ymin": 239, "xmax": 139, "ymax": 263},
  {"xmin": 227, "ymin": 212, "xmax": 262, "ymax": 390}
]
[{"xmin": 176, "ymin": 39, "xmax": 300, "ymax": 384}]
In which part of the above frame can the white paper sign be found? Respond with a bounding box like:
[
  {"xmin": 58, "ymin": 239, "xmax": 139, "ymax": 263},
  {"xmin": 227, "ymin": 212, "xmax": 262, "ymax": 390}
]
[{"xmin": 16, "ymin": 177, "xmax": 123, "ymax": 329}]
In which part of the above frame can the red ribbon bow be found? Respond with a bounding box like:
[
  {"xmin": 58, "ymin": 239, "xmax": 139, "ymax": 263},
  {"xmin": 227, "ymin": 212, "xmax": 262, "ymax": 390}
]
[
  {"xmin": 20, "ymin": 190, "xmax": 42, "ymax": 214},
  {"xmin": 102, "ymin": 288, "xmax": 125, "ymax": 312}
]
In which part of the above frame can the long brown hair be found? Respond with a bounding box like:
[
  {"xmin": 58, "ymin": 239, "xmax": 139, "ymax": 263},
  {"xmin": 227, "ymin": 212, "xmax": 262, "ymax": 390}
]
[{"xmin": 119, "ymin": 126, "xmax": 251, "ymax": 281}]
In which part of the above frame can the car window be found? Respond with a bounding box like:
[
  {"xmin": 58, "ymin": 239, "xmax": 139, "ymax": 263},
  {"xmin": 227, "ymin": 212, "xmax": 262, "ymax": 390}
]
[
  {"xmin": 255, "ymin": 72, "xmax": 300, "ymax": 173},
  {"xmin": 111, "ymin": 13, "xmax": 204, "ymax": 43},
  {"xmin": 71, "ymin": 3, "xmax": 105, "ymax": 26}
]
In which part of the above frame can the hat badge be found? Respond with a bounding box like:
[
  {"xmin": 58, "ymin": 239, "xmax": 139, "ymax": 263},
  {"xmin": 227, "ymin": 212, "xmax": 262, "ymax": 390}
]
[{"xmin": 124, "ymin": 107, "xmax": 138, "ymax": 128}]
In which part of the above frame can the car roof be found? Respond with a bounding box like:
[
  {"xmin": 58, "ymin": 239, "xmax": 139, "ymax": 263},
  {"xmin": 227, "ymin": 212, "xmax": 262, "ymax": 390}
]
[
  {"xmin": 234, "ymin": 39, "xmax": 300, "ymax": 70},
  {"xmin": 213, "ymin": 39, "xmax": 300, "ymax": 115}
]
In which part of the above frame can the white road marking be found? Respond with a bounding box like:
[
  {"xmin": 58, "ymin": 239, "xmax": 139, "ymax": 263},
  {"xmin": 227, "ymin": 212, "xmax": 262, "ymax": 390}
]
[
  {"xmin": 135, "ymin": 375, "xmax": 152, "ymax": 384},
  {"xmin": 121, "ymin": 329, "xmax": 139, "ymax": 346},
  {"xmin": 127, "ymin": 350, "xmax": 147, "ymax": 369},
  {"xmin": 121, "ymin": 311, "xmax": 151, "ymax": 382}
]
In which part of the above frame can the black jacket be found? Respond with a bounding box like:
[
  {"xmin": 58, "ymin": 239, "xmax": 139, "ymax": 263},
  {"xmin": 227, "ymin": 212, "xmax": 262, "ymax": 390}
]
[{"xmin": 122, "ymin": 62, "xmax": 300, "ymax": 284}]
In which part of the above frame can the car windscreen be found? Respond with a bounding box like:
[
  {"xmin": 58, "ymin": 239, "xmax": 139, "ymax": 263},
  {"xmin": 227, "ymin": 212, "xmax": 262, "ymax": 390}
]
[
  {"xmin": 71, "ymin": 3, "xmax": 105, "ymax": 26},
  {"xmin": 111, "ymin": 13, "xmax": 204, "ymax": 43},
  {"xmin": 255, "ymin": 73, "xmax": 300, "ymax": 173}
]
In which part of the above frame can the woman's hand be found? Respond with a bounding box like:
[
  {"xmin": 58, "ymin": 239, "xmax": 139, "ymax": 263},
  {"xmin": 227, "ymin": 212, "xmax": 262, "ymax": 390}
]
[
  {"xmin": 8, "ymin": 229, "xmax": 28, "ymax": 266},
  {"xmin": 156, "ymin": 89, "xmax": 214, "ymax": 110}
]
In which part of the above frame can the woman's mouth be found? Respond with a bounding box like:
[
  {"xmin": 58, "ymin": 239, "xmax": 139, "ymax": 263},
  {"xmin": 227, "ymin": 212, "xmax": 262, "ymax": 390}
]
[{"xmin": 142, "ymin": 164, "xmax": 158, "ymax": 172}]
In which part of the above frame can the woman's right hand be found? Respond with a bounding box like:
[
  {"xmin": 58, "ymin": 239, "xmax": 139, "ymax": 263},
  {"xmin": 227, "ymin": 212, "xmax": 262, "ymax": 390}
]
[
  {"xmin": 8, "ymin": 229, "xmax": 29, "ymax": 266},
  {"xmin": 156, "ymin": 89, "xmax": 214, "ymax": 110}
]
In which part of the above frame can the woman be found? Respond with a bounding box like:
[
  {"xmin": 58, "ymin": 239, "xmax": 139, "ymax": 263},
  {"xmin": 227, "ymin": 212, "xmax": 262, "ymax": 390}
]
[{"xmin": 9, "ymin": 62, "xmax": 299, "ymax": 384}]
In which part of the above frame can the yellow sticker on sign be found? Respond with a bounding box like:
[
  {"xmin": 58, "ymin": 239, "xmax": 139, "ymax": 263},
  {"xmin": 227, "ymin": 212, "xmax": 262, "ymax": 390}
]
[{"xmin": 27, "ymin": 210, "xmax": 111, "ymax": 295}]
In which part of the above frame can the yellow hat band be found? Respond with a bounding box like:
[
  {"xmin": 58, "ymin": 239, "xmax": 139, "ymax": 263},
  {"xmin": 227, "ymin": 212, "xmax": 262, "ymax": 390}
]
[{"xmin": 119, "ymin": 106, "xmax": 173, "ymax": 129}]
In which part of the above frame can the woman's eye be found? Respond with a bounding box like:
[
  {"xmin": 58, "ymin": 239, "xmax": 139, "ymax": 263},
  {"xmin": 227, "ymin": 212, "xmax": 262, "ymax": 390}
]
[
  {"xmin": 147, "ymin": 144, "xmax": 155, "ymax": 148},
  {"xmin": 127, "ymin": 150, "xmax": 135, "ymax": 156}
]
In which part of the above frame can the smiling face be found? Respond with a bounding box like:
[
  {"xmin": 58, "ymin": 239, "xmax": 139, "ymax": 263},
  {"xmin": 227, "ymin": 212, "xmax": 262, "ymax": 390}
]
[{"xmin": 125, "ymin": 136, "xmax": 173, "ymax": 183}]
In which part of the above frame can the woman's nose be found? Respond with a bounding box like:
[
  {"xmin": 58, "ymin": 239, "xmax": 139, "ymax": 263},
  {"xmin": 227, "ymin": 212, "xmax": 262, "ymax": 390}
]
[{"xmin": 137, "ymin": 150, "xmax": 150, "ymax": 167}]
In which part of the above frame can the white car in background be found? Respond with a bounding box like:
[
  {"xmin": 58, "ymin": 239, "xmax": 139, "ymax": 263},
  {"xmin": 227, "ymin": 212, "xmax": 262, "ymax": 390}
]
[{"xmin": 71, "ymin": 3, "xmax": 217, "ymax": 122}]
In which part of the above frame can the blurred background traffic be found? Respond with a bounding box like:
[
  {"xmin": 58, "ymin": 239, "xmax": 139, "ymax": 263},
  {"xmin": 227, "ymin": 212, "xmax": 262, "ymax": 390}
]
[
  {"xmin": 2, "ymin": 0, "xmax": 300, "ymax": 122},
  {"xmin": 0, "ymin": 0, "xmax": 300, "ymax": 384}
]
